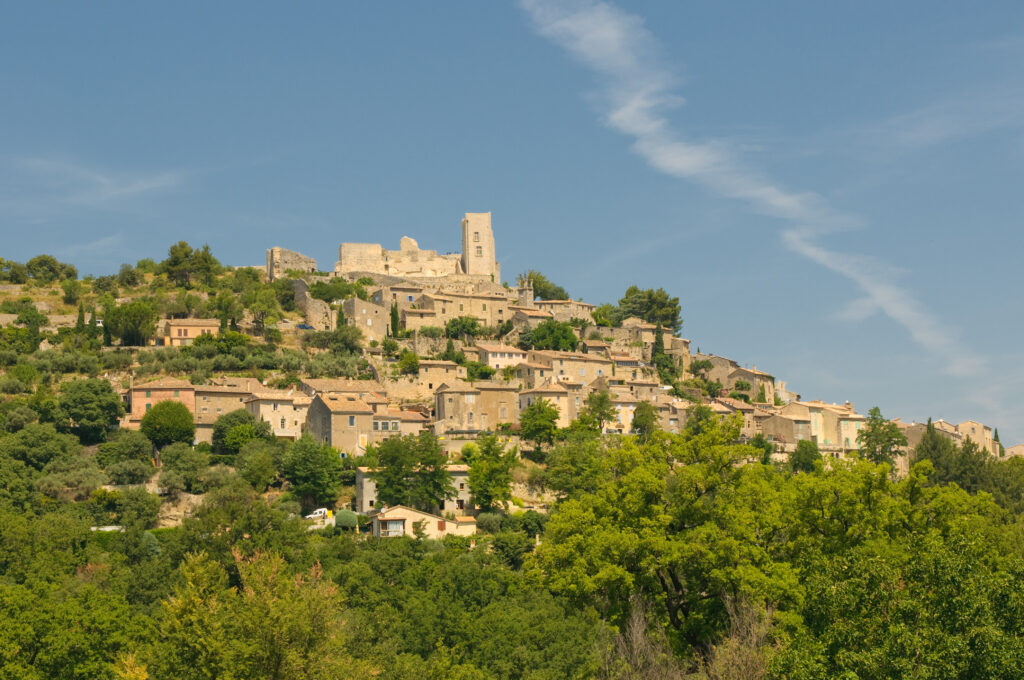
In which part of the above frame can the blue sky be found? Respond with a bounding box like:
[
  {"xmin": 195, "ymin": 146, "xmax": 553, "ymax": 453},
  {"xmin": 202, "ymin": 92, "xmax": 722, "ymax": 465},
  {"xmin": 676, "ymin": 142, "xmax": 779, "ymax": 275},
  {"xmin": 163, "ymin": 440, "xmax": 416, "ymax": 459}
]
[{"xmin": 2, "ymin": 2, "xmax": 1022, "ymax": 442}]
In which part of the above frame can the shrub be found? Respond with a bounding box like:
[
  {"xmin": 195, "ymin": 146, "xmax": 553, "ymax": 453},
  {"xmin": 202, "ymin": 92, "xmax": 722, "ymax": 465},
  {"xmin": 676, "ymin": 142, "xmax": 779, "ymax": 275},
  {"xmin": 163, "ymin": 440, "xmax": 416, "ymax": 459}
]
[
  {"xmin": 107, "ymin": 459, "xmax": 154, "ymax": 485},
  {"xmin": 140, "ymin": 401, "xmax": 195, "ymax": 449}
]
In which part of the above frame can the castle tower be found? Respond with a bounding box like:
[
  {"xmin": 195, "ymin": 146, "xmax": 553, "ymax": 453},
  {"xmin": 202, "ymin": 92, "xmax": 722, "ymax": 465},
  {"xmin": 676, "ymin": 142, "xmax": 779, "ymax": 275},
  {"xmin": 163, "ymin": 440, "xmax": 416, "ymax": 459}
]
[
  {"xmin": 461, "ymin": 212, "xmax": 499, "ymax": 280},
  {"xmin": 516, "ymin": 275, "xmax": 535, "ymax": 308}
]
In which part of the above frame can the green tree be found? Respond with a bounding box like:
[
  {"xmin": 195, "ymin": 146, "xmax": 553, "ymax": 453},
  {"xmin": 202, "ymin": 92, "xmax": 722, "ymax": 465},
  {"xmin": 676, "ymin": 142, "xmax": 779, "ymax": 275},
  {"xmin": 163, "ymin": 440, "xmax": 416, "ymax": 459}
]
[
  {"xmin": 591, "ymin": 303, "xmax": 621, "ymax": 328},
  {"xmin": 466, "ymin": 435, "xmax": 519, "ymax": 512},
  {"xmin": 791, "ymin": 438, "xmax": 821, "ymax": 472},
  {"xmin": 397, "ymin": 349, "xmax": 420, "ymax": 375},
  {"xmin": 211, "ymin": 409, "xmax": 272, "ymax": 456},
  {"xmin": 0, "ymin": 422, "xmax": 80, "ymax": 471},
  {"xmin": 518, "ymin": 319, "xmax": 579, "ymax": 351},
  {"xmin": 446, "ymin": 316, "xmax": 482, "ymax": 338},
  {"xmin": 117, "ymin": 262, "xmax": 141, "ymax": 287},
  {"xmin": 247, "ymin": 287, "xmax": 281, "ymax": 336},
  {"xmin": 581, "ymin": 390, "xmax": 616, "ymax": 432},
  {"xmin": 617, "ymin": 286, "xmax": 682, "ymax": 333},
  {"xmin": 856, "ymin": 406, "xmax": 908, "ymax": 466},
  {"xmin": 235, "ymin": 439, "xmax": 282, "ymax": 492},
  {"xmin": 141, "ymin": 400, "xmax": 196, "ymax": 449},
  {"xmin": 281, "ymin": 435, "xmax": 344, "ymax": 511},
  {"xmin": 162, "ymin": 240, "xmax": 196, "ymax": 287},
  {"xmin": 522, "ymin": 270, "xmax": 569, "ymax": 300},
  {"xmin": 631, "ymin": 401, "xmax": 659, "ymax": 441},
  {"xmin": 191, "ymin": 243, "xmax": 221, "ymax": 286},
  {"xmin": 159, "ymin": 442, "xmax": 209, "ymax": 492},
  {"xmin": 520, "ymin": 398, "xmax": 559, "ymax": 451},
  {"xmin": 106, "ymin": 300, "xmax": 157, "ymax": 346},
  {"xmin": 57, "ymin": 378, "xmax": 125, "ymax": 444},
  {"xmin": 25, "ymin": 254, "xmax": 65, "ymax": 283},
  {"xmin": 60, "ymin": 278, "xmax": 82, "ymax": 304},
  {"xmin": 390, "ymin": 302, "xmax": 400, "ymax": 336},
  {"xmin": 372, "ymin": 432, "xmax": 455, "ymax": 512}
]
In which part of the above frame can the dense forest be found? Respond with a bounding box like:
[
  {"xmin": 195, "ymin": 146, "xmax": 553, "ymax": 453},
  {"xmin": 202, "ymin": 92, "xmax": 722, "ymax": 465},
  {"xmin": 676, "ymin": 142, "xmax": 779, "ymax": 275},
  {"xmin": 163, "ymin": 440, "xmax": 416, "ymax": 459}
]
[{"xmin": 1, "ymin": 247, "xmax": 1023, "ymax": 678}]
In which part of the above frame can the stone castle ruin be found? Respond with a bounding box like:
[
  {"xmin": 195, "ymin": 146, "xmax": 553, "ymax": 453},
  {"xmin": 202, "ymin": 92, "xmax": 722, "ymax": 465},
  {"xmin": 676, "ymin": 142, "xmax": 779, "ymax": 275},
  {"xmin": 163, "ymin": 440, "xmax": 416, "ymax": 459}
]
[
  {"xmin": 266, "ymin": 247, "xmax": 318, "ymax": 281},
  {"xmin": 266, "ymin": 212, "xmax": 500, "ymax": 285},
  {"xmin": 334, "ymin": 212, "xmax": 500, "ymax": 282}
]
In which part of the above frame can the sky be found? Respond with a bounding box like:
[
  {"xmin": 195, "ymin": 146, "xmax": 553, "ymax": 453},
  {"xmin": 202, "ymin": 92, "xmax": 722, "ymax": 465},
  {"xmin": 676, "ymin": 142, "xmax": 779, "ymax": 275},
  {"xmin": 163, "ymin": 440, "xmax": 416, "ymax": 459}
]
[{"xmin": 2, "ymin": 1, "xmax": 1023, "ymax": 442}]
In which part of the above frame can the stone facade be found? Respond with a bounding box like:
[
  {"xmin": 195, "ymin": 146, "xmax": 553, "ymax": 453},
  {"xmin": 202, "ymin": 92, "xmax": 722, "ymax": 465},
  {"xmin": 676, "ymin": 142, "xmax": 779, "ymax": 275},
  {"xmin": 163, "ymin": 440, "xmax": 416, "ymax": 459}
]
[
  {"xmin": 292, "ymin": 279, "xmax": 335, "ymax": 331},
  {"xmin": 334, "ymin": 212, "xmax": 500, "ymax": 282},
  {"xmin": 356, "ymin": 466, "xmax": 474, "ymax": 515},
  {"xmin": 266, "ymin": 247, "xmax": 317, "ymax": 281},
  {"xmin": 342, "ymin": 298, "xmax": 389, "ymax": 344}
]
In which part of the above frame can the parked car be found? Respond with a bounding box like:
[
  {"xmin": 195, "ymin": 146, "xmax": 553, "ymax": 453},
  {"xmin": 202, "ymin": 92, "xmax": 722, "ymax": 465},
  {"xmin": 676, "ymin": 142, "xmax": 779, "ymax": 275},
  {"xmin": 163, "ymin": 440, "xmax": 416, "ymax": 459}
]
[
  {"xmin": 296, "ymin": 323, "xmax": 314, "ymax": 330},
  {"xmin": 305, "ymin": 508, "xmax": 330, "ymax": 520}
]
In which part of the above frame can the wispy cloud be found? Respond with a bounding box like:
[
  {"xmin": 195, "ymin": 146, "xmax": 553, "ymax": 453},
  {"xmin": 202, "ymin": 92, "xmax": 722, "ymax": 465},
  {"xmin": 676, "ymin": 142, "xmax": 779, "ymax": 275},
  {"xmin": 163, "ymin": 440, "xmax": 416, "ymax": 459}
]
[
  {"xmin": 0, "ymin": 156, "xmax": 183, "ymax": 217},
  {"xmin": 520, "ymin": 0, "xmax": 981, "ymax": 377}
]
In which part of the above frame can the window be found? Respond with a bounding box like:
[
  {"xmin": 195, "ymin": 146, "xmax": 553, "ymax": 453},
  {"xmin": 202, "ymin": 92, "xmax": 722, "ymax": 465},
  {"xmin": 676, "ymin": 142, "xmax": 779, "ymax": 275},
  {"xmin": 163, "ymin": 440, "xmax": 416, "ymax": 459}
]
[
  {"xmin": 580, "ymin": 368, "xmax": 585, "ymax": 377},
  {"xmin": 459, "ymin": 304, "xmax": 464, "ymax": 312},
  {"xmin": 459, "ymin": 482, "xmax": 465, "ymax": 490},
  {"xmin": 437, "ymin": 520, "xmax": 446, "ymax": 531},
  {"xmin": 145, "ymin": 390, "xmax": 151, "ymax": 398},
  {"xmin": 349, "ymin": 415, "xmax": 355, "ymax": 426},
  {"xmin": 366, "ymin": 319, "xmax": 372, "ymax": 326},
  {"xmin": 173, "ymin": 390, "xmax": 179, "ymax": 397},
  {"xmin": 272, "ymin": 403, "xmax": 278, "ymax": 411},
  {"xmin": 466, "ymin": 394, "xmax": 475, "ymax": 404},
  {"xmin": 373, "ymin": 421, "xmax": 379, "ymax": 430},
  {"xmin": 280, "ymin": 417, "xmax": 286, "ymax": 429},
  {"xmin": 456, "ymin": 499, "xmax": 465, "ymax": 510},
  {"xmin": 145, "ymin": 403, "xmax": 151, "ymax": 411},
  {"xmin": 473, "ymin": 231, "xmax": 479, "ymax": 242},
  {"xmin": 392, "ymin": 422, "xmax": 399, "ymax": 431},
  {"xmin": 407, "ymin": 295, "xmax": 413, "ymax": 302},
  {"xmin": 482, "ymin": 304, "xmax": 487, "ymax": 311},
  {"xmin": 500, "ymin": 407, "xmax": 507, "ymax": 419},
  {"xmin": 475, "ymin": 246, "xmax": 482, "ymax": 257}
]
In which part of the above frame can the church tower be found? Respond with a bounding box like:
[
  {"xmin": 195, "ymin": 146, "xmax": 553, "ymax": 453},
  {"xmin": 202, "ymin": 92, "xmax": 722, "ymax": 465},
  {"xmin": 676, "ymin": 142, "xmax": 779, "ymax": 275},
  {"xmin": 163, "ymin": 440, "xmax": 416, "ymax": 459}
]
[{"xmin": 461, "ymin": 212, "xmax": 499, "ymax": 280}]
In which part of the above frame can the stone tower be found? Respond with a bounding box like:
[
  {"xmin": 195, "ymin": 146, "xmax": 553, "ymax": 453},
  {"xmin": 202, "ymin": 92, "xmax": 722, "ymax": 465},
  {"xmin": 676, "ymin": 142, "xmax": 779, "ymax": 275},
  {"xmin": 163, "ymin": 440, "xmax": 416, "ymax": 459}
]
[
  {"xmin": 461, "ymin": 212, "xmax": 499, "ymax": 280},
  {"xmin": 516, "ymin": 275, "xmax": 535, "ymax": 308}
]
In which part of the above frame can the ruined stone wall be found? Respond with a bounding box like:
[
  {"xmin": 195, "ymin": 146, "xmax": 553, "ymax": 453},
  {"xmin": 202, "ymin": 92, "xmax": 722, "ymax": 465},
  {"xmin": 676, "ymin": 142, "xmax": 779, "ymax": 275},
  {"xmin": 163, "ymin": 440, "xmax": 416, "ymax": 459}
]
[
  {"xmin": 266, "ymin": 247, "xmax": 318, "ymax": 281},
  {"xmin": 292, "ymin": 279, "xmax": 335, "ymax": 331},
  {"xmin": 335, "ymin": 238, "xmax": 463, "ymax": 278}
]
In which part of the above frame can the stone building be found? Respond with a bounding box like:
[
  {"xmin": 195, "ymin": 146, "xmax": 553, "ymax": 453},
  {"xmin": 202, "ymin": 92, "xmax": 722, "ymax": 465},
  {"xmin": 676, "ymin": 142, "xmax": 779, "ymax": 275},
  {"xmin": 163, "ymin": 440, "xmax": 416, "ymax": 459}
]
[
  {"xmin": 527, "ymin": 350, "xmax": 613, "ymax": 387},
  {"xmin": 154, "ymin": 318, "xmax": 220, "ymax": 347},
  {"xmin": 266, "ymin": 247, "xmax": 317, "ymax": 281},
  {"xmin": 342, "ymin": 298, "xmax": 389, "ymax": 344},
  {"xmin": 334, "ymin": 212, "xmax": 500, "ymax": 282},
  {"xmin": 519, "ymin": 381, "xmax": 577, "ymax": 429},
  {"xmin": 244, "ymin": 389, "xmax": 312, "ymax": 441},
  {"xmin": 123, "ymin": 377, "xmax": 195, "ymax": 431},
  {"xmin": 472, "ymin": 342, "xmax": 528, "ymax": 371},
  {"xmin": 193, "ymin": 379, "xmax": 263, "ymax": 443},
  {"xmin": 533, "ymin": 299, "xmax": 596, "ymax": 323},
  {"xmin": 306, "ymin": 394, "xmax": 375, "ymax": 455}
]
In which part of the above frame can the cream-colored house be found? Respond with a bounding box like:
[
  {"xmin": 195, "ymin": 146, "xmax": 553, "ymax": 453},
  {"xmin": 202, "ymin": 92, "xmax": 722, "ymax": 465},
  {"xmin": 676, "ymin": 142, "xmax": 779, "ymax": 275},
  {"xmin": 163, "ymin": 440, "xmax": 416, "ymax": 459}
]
[
  {"xmin": 244, "ymin": 389, "xmax": 312, "ymax": 440},
  {"xmin": 528, "ymin": 350, "xmax": 612, "ymax": 386},
  {"xmin": 156, "ymin": 318, "xmax": 220, "ymax": 347},
  {"xmin": 369, "ymin": 505, "xmax": 477, "ymax": 539},
  {"xmin": 473, "ymin": 342, "xmax": 528, "ymax": 371}
]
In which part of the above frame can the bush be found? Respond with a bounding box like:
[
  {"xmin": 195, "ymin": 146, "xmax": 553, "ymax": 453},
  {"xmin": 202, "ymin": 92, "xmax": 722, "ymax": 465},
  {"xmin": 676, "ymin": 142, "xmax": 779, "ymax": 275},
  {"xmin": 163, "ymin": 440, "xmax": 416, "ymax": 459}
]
[
  {"xmin": 475, "ymin": 512, "xmax": 504, "ymax": 534},
  {"xmin": 236, "ymin": 440, "xmax": 282, "ymax": 492},
  {"xmin": 107, "ymin": 459, "xmax": 154, "ymax": 485},
  {"xmin": 418, "ymin": 326, "xmax": 444, "ymax": 339},
  {"xmin": 159, "ymin": 442, "xmax": 209, "ymax": 493},
  {"xmin": 159, "ymin": 469, "xmax": 185, "ymax": 499},
  {"xmin": 96, "ymin": 430, "xmax": 154, "ymax": 468}
]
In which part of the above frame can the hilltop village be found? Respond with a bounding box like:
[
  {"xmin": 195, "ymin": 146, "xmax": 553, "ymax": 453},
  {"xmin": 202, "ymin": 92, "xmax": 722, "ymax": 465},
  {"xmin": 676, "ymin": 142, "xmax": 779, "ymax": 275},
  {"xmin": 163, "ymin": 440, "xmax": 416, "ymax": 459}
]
[{"xmin": 0, "ymin": 211, "xmax": 1013, "ymax": 527}]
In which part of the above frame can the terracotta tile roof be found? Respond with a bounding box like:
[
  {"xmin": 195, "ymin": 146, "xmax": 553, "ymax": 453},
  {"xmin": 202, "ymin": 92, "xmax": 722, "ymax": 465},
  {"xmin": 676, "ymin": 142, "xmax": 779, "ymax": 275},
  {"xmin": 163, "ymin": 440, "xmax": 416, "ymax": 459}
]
[
  {"xmin": 164, "ymin": 318, "xmax": 221, "ymax": 327},
  {"xmin": 318, "ymin": 395, "xmax": 374, "ymax": 414},
  {"xmin": 435, "ymin": 382, "xmax": 480, "ymax": 394},
  {"xmin": 133, "ymin": 377, "xmax": 193, "ymax": 390},
  {"xmin": 302, "ymin": 378, "xmax": 385, "ymax": 394},
  {"xmin": 510, "ymin": 307, "xmax": 553, "ymax": 318},
  {"xmin": 474, "ymin": 342, "xmax": 526, "ymax": 354},
  {"xmin": 521, "ymin": 382, "xmax": 570, "ymax": 395}
]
